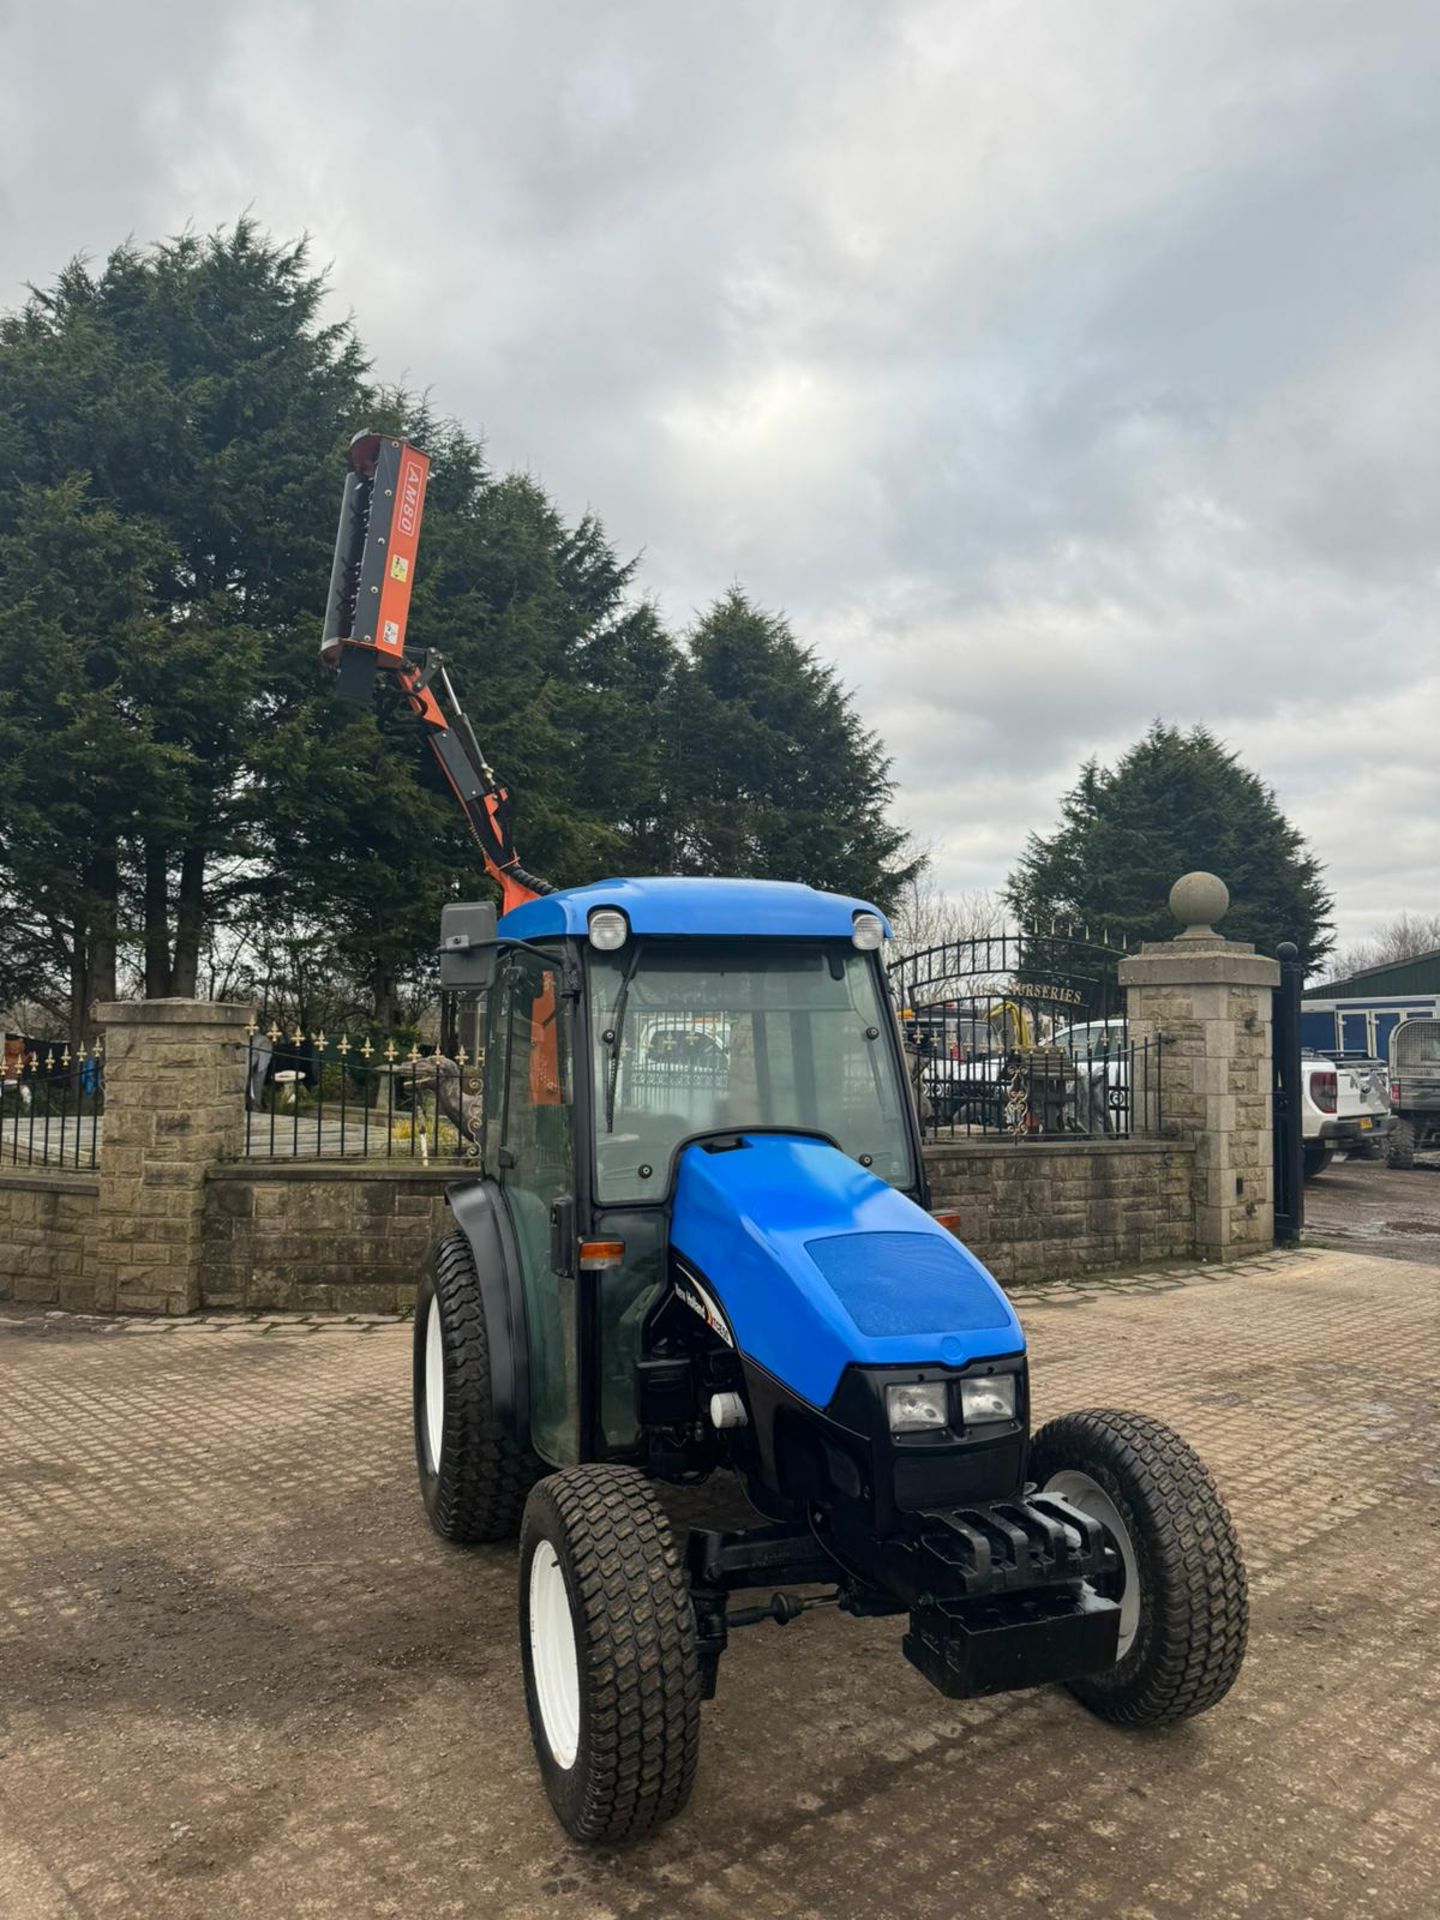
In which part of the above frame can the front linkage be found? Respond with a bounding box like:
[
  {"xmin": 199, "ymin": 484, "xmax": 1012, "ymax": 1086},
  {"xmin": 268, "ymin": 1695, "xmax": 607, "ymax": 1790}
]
[{"xmin": 687, "ymin": 1489, "xmax": 1122, "ymax": 1704}]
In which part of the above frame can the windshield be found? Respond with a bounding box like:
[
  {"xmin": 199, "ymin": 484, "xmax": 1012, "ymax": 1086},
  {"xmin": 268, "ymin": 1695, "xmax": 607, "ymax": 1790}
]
[{"xmin": 588, "ymin": 940, "xmax": 915, "ymax": 1201}]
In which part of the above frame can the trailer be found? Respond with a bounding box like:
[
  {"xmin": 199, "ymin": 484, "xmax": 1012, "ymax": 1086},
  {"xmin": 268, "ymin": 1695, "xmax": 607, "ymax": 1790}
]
[{"xmin": 1300, "ymin": 993, "xmax": 1440, "ymax": 1064}]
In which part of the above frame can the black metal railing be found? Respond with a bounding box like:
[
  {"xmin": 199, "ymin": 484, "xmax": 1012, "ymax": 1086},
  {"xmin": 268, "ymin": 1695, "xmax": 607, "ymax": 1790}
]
[
  {"xmin": 1, "ymin": 1043, "xmax": 105, "ymax": 1170},
  {"xmin": 889, "ymin": 928, "xmax": 1160, "ymax": 1143},
  {"xmin": 906, "ymin": 1025, "xmax": 1163, "ymax": 1142},
  {"xmin": 243, "ymin": 1025, "xmax": 482, "ymax": 1161}
]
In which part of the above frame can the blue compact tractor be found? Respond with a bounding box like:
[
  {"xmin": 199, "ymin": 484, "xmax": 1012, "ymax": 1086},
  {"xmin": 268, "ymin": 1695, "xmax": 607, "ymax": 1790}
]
[{"xmin": 324, "ymin": 435, "xmax": 1249, "ymax": 1844}]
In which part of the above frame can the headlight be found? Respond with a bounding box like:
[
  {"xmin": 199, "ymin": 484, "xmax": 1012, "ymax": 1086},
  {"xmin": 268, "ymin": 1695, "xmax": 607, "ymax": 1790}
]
[
  {"xmin": 959, "ymin": 1374, "xmax": 1017, "ymax": 1425},
  {"xmin": 885, "ymin": 1380, "xmax": 949, "ymax": 1433},
  {"xmin": 852, "ymin": 911, "xmax": 885, "ymax": 951},
  {"xmin": 587, "ymin": 908, "xmax": 629, "ymax": 951}
]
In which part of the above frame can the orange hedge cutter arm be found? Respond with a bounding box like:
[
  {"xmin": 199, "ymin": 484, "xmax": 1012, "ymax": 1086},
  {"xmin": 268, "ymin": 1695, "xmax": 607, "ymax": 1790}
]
[{"xmin": 319, "ymin": 431, "xmax": 553, "ymax": 917}]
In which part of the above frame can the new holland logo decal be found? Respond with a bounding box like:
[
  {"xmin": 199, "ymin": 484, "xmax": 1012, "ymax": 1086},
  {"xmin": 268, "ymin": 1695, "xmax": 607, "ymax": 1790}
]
[{"xmin": 673, "ymin": 1264, "xmax": 735, "ymax": 1347}]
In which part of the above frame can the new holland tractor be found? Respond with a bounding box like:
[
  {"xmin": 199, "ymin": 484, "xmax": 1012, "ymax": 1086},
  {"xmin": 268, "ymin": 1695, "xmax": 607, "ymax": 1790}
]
[{"xmin": 323, "ymin": 433, "xmax": 1249, "ymax": 1844}]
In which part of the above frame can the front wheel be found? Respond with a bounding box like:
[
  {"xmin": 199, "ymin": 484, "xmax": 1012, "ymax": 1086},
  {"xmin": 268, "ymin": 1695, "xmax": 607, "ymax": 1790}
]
[
  {"xmin": 1031, "ymin": 1408, "xmax": 1248, "ymax": 1726},
  {"xmin": 519, "ymin": 1466, "xmax": 701, "ymax": 1844}
]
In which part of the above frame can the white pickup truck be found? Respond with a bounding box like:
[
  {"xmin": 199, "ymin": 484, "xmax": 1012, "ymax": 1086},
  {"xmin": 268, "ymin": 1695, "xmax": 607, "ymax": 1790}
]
[{"xmin": 1301, "ymin": 1052, "xmax": 1392, "ymax": 1180}]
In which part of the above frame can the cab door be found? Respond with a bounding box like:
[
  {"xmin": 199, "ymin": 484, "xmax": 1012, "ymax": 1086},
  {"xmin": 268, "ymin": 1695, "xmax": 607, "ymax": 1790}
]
[{"xmin": 492, "ymin": 948, "xmax": 579, "ymax": 1466}]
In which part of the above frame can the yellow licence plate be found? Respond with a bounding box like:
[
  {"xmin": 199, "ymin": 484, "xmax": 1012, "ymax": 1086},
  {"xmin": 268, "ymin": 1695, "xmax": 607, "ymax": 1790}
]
[{"xmin": 1358, "ymin": 1117, "xmax": 1373, "ymax": 1130}]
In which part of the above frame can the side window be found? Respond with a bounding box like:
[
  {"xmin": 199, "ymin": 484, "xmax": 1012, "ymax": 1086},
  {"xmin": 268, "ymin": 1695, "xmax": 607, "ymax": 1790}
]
[
  {"xmin": 499, "ymin": 954, "xmax": 571, "ymax": 1191},
  {"xmin": 496, "ymin": 950, "xmax": 577, "ymax": 1466}
]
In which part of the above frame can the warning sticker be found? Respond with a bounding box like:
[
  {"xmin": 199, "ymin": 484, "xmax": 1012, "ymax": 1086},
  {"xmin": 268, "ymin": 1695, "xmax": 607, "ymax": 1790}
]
[
  {"xmin": 382, "ymin": 620, "xmax": 401, "ymax": 647},
  {"xmin": 390, "ymin": 554, "xmax": 409, "ymax": 582}
]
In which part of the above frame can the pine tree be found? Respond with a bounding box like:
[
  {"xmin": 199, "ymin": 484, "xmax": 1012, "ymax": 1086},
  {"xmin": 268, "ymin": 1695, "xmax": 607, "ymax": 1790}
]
[
  {"xmin": 1006, "ymin": 723, "xmax": 1334, "ymax": 966},
  {"xmin": 0, "ymin": 222, "xmax": 370, "ymax": 1022},
  {"xmin": 0, "ymin": 481, "xmax": 181, "ymax": 1039},
  {"xmin": 662, "ymin": 590, "xmax": 918, "ymax": 908}
]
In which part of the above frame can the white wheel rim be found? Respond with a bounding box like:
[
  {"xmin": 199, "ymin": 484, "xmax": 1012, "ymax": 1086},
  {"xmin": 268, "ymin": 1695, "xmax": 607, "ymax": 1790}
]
[
  {"xmin": 423, "ymin": 1296, "xmax": 445, "ymax": 1475},
  {"xmin": 528, "ymin": 1540, "xmax": 581, "ymax": 1769},
  {"xmin": 1044, "ymin": 1468, "xmax": 1142, "ymax": 1658}
]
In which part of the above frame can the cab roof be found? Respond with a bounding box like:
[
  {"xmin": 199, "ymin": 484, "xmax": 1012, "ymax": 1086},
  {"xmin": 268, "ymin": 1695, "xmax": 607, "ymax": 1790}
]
[{"xmin": 498, "ymin": 876, "xmax": 891, "ymax": 944}]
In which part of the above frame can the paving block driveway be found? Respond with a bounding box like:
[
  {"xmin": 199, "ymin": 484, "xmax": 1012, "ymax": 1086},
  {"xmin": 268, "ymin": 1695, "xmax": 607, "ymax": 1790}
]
[{"xmin": 1, "ymin": 1248, "xmax": 1437, "ymax": 1920}]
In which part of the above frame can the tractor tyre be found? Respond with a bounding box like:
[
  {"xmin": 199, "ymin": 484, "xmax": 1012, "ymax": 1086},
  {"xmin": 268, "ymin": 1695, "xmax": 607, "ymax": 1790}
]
[
  {"xmin": 519, "ymin": 1465, "xmax": 702, "ymax": 1844},
  {"xmin": 1031, "ymin": 1408, "xmax": 1248, "ymax": 1727},
  {"xmin": 1387, "ymin": 1118, "xmax": 1416, "ymax": 1170},
  {"xmin": 413, "ymin": 1231, "xmax": 541, "ymax": 1543},
  {"xmin": 1302, "ymin": 1144, "xmax": 1333, "ymax": 1182}
]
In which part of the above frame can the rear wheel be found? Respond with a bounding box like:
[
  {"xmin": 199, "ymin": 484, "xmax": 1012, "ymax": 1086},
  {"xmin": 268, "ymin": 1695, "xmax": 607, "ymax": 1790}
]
[
  {"xmin": 519, "ymin": 1465, "xmax": 701, "ymax": 1844},
  {"xmin": 413, "ymin": 1231, "xmax": 541, "ymax": 1543},
  {"xmin": 1031, "ymin": 1408, "xmax": 1248, "ymax": 1726},
  {"xmin": 1302, "ymin": 1143, "xmax": 1332, "ymax": 1182},
  {"xmin": 1387, "ymin": 1118, "xmax": 1416, "ymax": 1170}
]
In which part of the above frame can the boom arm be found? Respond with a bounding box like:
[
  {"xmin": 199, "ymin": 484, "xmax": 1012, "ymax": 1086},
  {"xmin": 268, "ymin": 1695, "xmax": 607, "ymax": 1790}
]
[{"xmin": 320, "ymin": 431, "xmax": 552, "ymax": 915}]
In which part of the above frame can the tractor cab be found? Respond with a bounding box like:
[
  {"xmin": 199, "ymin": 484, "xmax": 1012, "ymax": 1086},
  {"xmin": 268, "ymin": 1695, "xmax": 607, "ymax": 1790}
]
[{"xmin": 440, "ymin": 875, "xmax": 942, "ymax": 1476}]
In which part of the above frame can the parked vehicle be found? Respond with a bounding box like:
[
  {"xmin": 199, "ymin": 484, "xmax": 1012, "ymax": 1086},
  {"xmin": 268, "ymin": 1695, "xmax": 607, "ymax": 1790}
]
[
  {"xmin": 1300, "ymin": 1052, "xmax": 1392, "ymax": 1180},
  {"xmin": 1386, "ymin": 1017, "xmax": 1440, "ymax": 1168},
  {"xmin": 1053, "ymin": 1020, "xmax": 1130, "ymax": 1136},
  {"xmin": 324, "ymin": 429, "xmax": 1250, "ymax": 1845},
  {"xmin": 921, "ymin": 1049, "xmax": 1009, "ymax": 1127}
]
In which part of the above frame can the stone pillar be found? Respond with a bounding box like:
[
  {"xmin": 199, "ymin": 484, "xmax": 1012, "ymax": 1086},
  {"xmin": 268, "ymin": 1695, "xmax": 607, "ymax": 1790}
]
[
  {"xmin": 1119, "ymin": 874, "xmax": 1279, "ymax": 1263},
  {"xmin": 92, "ymin": 1000, "xmax": 254, "ymax": 1313}
]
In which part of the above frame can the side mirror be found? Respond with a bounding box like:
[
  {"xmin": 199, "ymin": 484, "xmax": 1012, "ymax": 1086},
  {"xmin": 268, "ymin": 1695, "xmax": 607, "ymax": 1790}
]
[{"xmin": 439, "ymin": 900, "xmax": 498, "ymax": 991}]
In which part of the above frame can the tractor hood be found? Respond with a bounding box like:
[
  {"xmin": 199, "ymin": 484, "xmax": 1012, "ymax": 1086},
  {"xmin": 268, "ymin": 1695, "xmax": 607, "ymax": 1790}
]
[{"xmin": 669, "ymin": 1133, "xmax": 1023, "ymax": 1409}]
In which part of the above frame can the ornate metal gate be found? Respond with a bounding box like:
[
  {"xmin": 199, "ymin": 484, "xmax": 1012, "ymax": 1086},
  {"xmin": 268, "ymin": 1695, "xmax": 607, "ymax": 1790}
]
[{"xmin": 886, "ymin": 926, "xmax": 1158, "ymax": 1141}]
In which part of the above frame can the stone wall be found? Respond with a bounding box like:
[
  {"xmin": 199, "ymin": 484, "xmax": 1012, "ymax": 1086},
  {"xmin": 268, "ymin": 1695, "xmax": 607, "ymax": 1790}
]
[
  {"xmin": 7, "ymin": 1142, "xmax": 1198, "ymax": 1316},
  {"xmin": 923, "ymin": 1138, "xmax": 1196, "ymax": 1286},
  {"xmin": 191, "ymin": 1144, "xmax": 1196, "ymax": 1313},
  {"xmin": 0, "ymin": 1171, "xmax": 99, "ymax": 1309},
  {"xmin": 201, "ymin": 1164, "xmax": 454, "ymax": 1312}
]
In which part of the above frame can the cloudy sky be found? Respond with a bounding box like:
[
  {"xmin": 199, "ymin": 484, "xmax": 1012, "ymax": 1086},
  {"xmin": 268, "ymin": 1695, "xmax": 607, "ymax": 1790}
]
[{"xmin": 2, "ymin": 1, "xmax": 1436, "ymax": 947}]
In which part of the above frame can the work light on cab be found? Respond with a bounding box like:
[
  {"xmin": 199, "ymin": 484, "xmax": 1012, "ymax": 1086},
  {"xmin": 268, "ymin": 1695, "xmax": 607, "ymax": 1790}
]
[
  {"xmin": 852, "ymin": 911, "xmax": 885, "ymax": 950},
  {"xmin": 587, "ymin": 908, "xmax": 629, "ymax": 950}
]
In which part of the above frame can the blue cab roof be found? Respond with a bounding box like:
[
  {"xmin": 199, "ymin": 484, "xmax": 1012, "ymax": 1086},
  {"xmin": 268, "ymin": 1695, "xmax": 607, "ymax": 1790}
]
[{"xmin": 498, "ymin": 876, "xmax": 891, "ymax": 944}]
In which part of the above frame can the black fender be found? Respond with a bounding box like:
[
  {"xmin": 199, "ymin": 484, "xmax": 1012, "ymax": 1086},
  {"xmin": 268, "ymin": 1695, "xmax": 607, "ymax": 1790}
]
[{"xmin": 444, "ymin": 1177, "xmax": 532, "ymax": 1449}]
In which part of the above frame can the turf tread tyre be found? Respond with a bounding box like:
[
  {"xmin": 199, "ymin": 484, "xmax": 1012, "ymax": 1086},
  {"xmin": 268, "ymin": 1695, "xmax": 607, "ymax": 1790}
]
[
  {"xmin": 414, "ymin": 1230, "xmax": 541, "ymax": 1543},
  {"xmin": 520, "ymin": 1465, "xmax": 701, "ymax": 1844},
  {"xmin": 1387, "ymin": 1118, "xmax": 1416, "ymax": 1170},
  {"xmin": 1030, "ymin": 1408, "xmax": 1248, "ymax": 1727}
]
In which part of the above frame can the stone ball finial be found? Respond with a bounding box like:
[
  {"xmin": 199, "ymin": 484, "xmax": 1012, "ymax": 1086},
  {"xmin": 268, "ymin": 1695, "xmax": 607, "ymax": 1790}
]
[{"xmin": 1169, "ymin": 870, "xmax": 1229, "ymax": 939}]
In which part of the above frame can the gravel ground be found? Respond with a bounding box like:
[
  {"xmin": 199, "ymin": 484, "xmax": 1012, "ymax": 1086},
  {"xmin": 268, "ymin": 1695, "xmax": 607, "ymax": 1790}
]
[
  {"xmin": 1303, "ymin": 1149, "xmax": 1440, "ymax": 1266},
  {"xmin": 1, "ymin": 1246, "xmax": 1437, "ymax": 1920}
]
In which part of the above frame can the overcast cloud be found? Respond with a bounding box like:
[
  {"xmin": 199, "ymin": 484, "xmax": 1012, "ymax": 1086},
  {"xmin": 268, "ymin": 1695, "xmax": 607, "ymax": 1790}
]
[{"xmin": 2, "ymin": 0, "xmax": 1436, "ymax": 945}]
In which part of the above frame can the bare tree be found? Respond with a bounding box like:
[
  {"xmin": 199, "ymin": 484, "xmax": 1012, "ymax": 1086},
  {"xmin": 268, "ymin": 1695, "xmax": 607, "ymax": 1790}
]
[
  {"xmin": 1326, "ymin": 913, "xmax": 1440, "ymax": 984},
  {"xmin": 889, "ymin": 871, "xmax": 1004, "ymax": 954}
]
